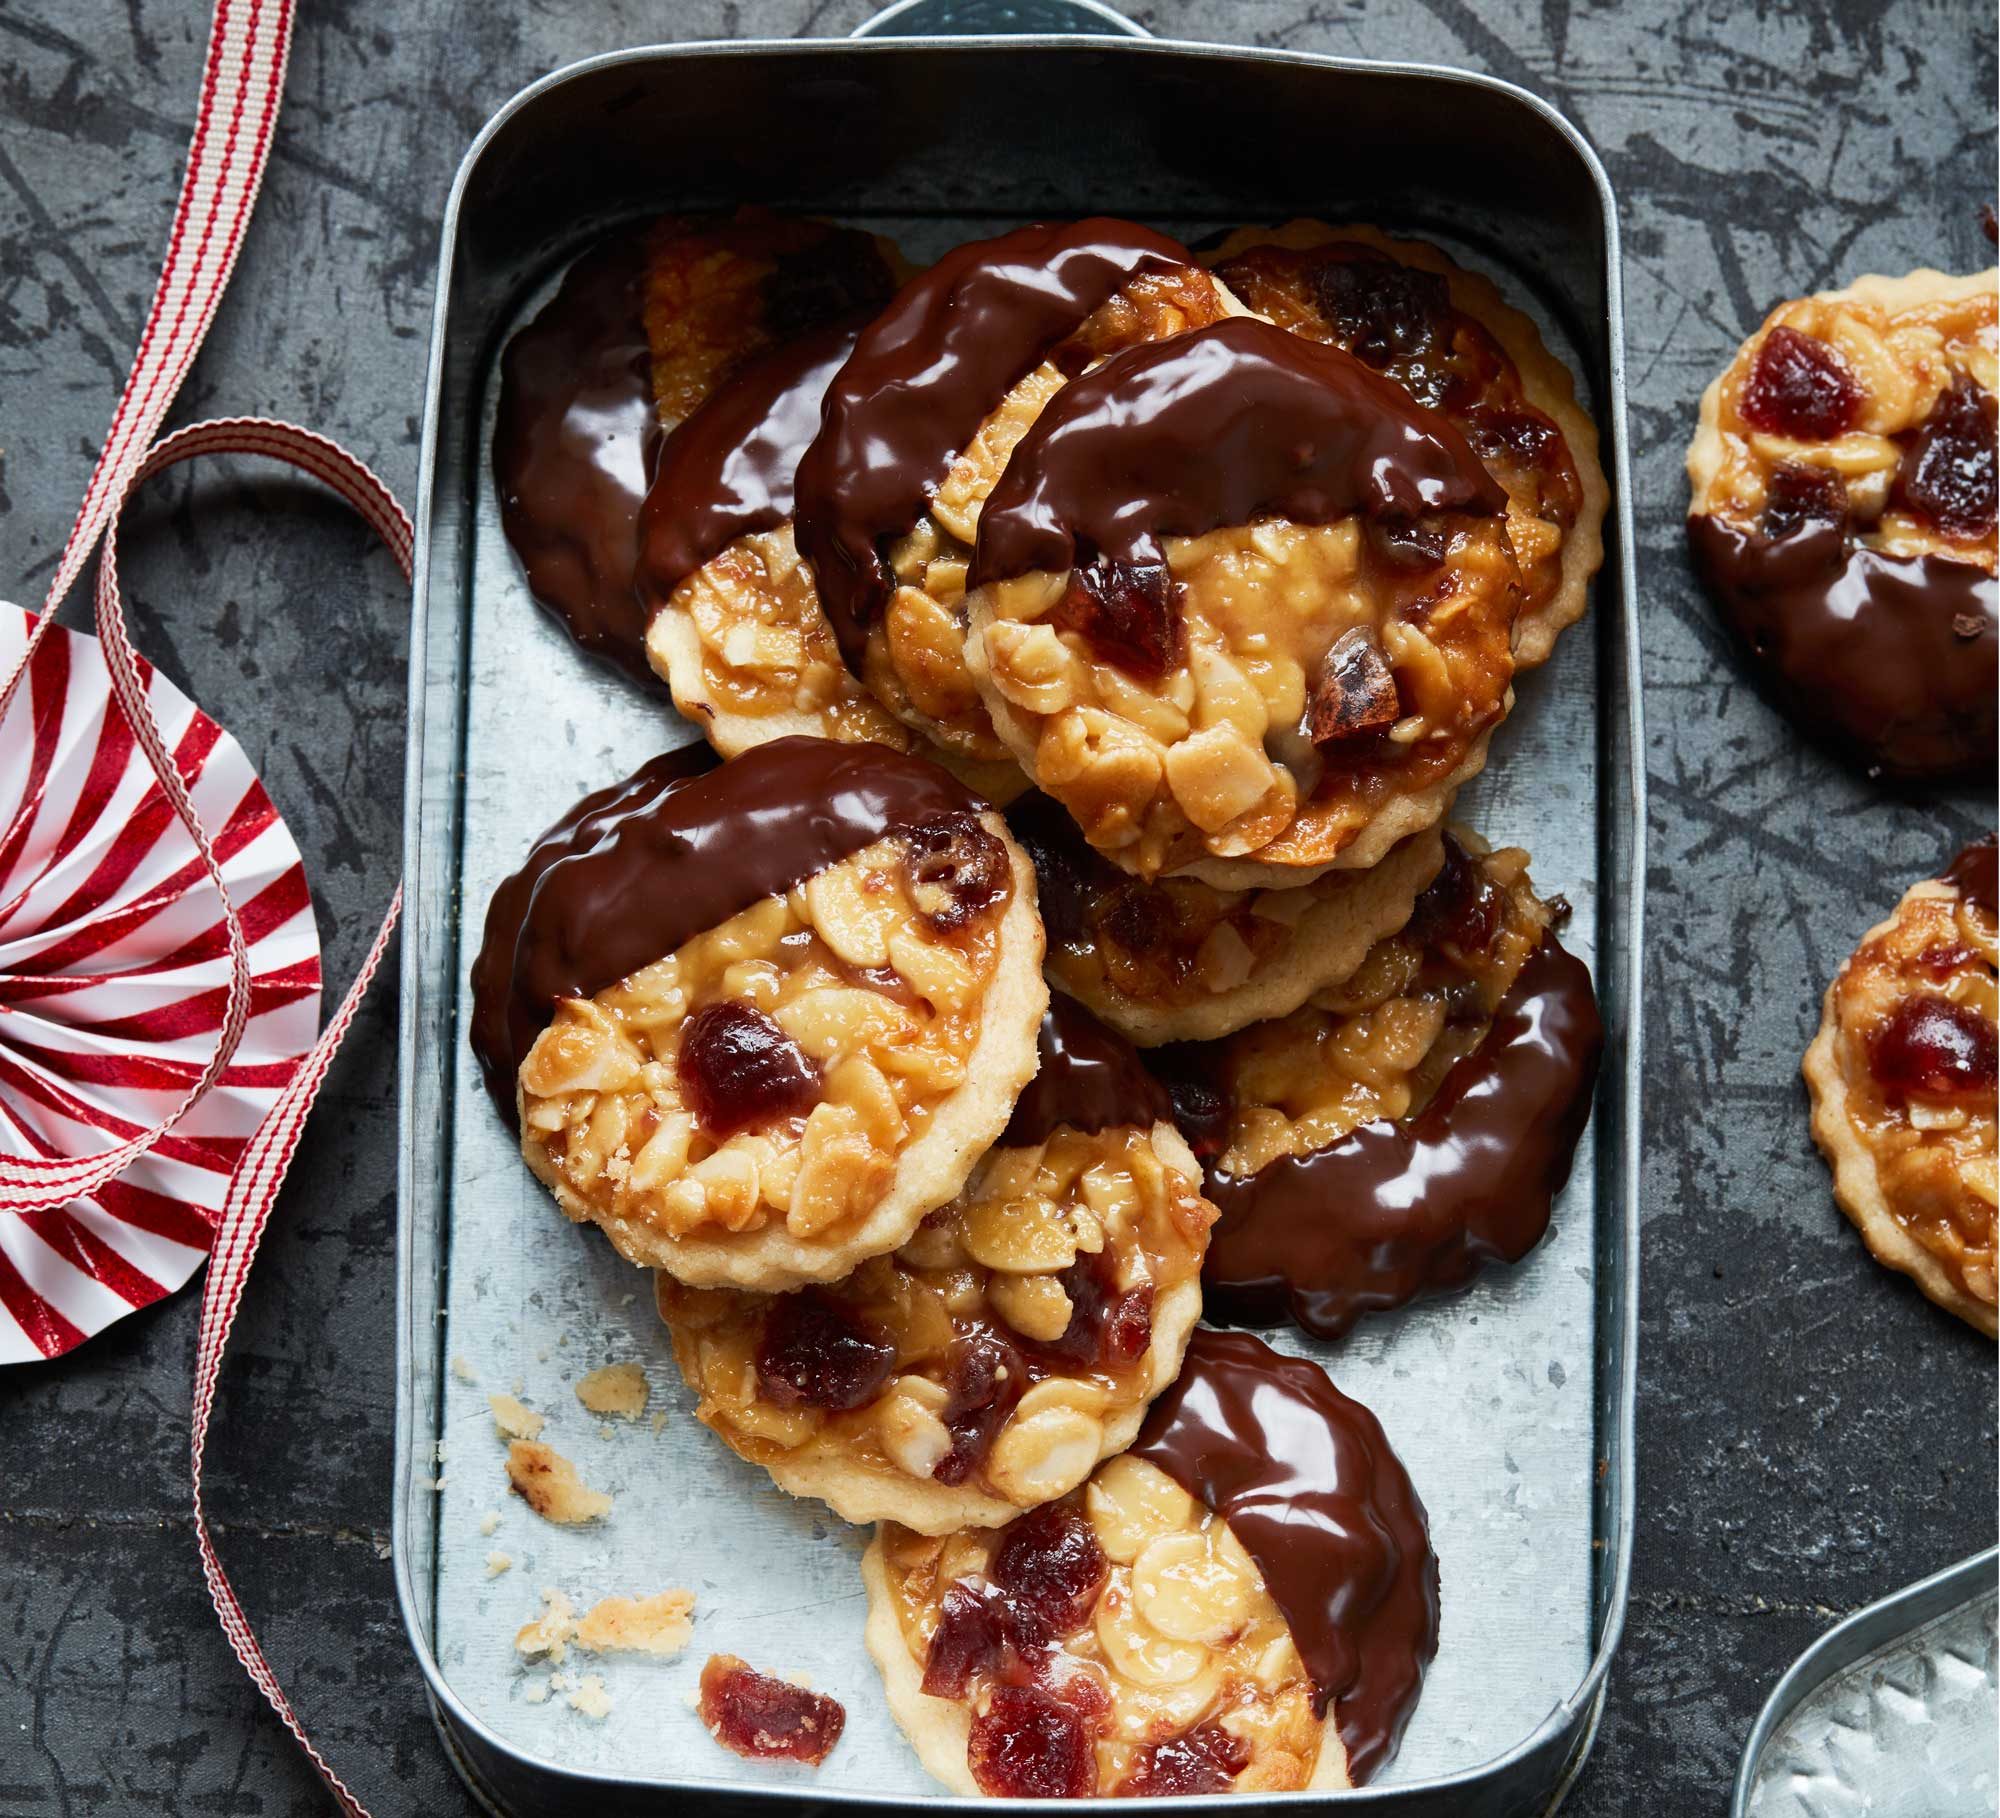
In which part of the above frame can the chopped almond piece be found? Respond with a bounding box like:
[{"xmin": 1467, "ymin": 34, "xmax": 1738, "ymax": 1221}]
[
  {"xmin": 506, "ymin": 1441, "xmax": 612, "ymax": 1524},
  {"xmin": 489, "ymin": 1392, "xmax": 545, "ymax": 1441},
  {"xmin": 575, "ymin": 1590, "xmax": 695, "ymax": 1658},
  {"xmin": 576, "ymin": 1361, "xmax": 650, "ymax": 1419}
]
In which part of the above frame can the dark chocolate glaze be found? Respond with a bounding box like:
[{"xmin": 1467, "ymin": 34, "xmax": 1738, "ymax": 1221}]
[
  {"xmin": 635, "ymin": 319, "xmax": 863, "ymax": 612},
  {"xmin": 1001, "ymin": 994, "xmax": 1174, "ymax": 1147},
  {"xmin": 793, "ymin": 218, "xmax": 1194, "ymax": 669},
  {"xmin": 1002, "ymin": 789, "xmax": 1124, "ymax": 950},
  {"xmin": 1194, "ymin": 933, "xmax": 1602, "ymax": 1342},
  {"xmin": 467, "ymin": 738, "xmax": 984, "ymax": 1127},
  {"xmin": 494, "ymin": 229, "xmax": 664, "ymax": 690},
  {"xmin": 1688, "ymin": 513, "xmax": 1998, "ymax": 778},
  {"xmin": 971, "ymin": 315, "xmax": 1508, "ymax": 587},
  {"xmin": 1128, "ymin": 1327, "xmax": 1439, "ymax": 1784},
  {"xmin": 1942, "ymin": 833, "xmax": 1998, "ymax": 916}
]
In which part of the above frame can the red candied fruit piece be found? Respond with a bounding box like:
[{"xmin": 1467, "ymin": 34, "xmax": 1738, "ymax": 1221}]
[
  {"xmin": 1740, "ymin": 325, "xmax": 1863, "ymax": 441},
  {"xmin": 904, "ymin": 812, "xmax": 1010, "ymax": 932},
  {"xmin": 677, "ymin": 1001, "xmax": 821, "ymax": 1138},
  {"xmin": 1307, "ymin": 254, "xmax": 1454, "ymax": 404},
  {"xmin": 1410, "ymin": 834, "xmax": 1506, "ymax": 956},
  {"xmin": 1116, "ymin": 1721, "xmax": 1253, "ymax": 1797},
  {"xmin": 1463, "ymin": 402, "xmax": 1560, "ymax": 467},
  {"xmin": 989, "ymin": 1501, "xmax": 1108, "ymax": 1645},
  {"xmin": 698, "ymin": 1653, "xmax": 846, "ymax": 1766},
  {"xmin": 923, "ymin": 1580, "xmax": 1013, "ymax": 1699},
  {"xmin": 1760, "ymin": 460, "xmax": 1849, "ymax": 541},
  {"xmin": 1307, "ymin": 626, "xmax": 1402, "ymax": 749},
  {"xmin": 1892, "ymin": 373, "xmax": 1998, "ymax": 541},
  {"xmin": 1102, "ymin": 883, "xmax": 1179, "ymax": 959},
  {"xmin": 1052, "ymin": 555, "xmax": 1182, "ymax": 681},
  {"xmin": 1023, "ymin": 1252, "xmax": 1154, "ymax": 1370},
  {"xmin": 931, "ymin": 1332, "xmax": 1027, "ymax": 1485},
  {"xmin": 967, "ymin": 1683, "xmax": 1100, "ymax": 1798},
  {"xmin": 755, "ymin": 1289, "xmax": 897, "ymax": 1411},
  {"xmin": 1145, "ymin": 1046, "xmax": 1232, "ymax": 1163},
  {"xmin": 1867, "ymin": 994, "xmax": 1998, "ymax": 1101}
]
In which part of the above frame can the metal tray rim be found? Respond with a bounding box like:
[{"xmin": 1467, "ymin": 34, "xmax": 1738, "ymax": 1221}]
[
  {"xmin": 395, "ymin": 26, "xmax": 1647, "ymax": 1812},
  {"xmin": 1727, "ymin": 1544, "xmax": 2000, "ymax": 1818}
]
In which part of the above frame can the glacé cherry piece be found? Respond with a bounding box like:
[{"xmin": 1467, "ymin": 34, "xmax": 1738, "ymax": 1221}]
[
  {"xmin": 1308, "ymin": 254, "xmax": 1452, "ymax": 403},
  {"xmin": 755, "ymin": 1289, "xmax": 897, "ymax": 1412},
  {"xmin": 698, "ymin": 1653, "xmax": 846, "ymax": 1765},
  {"xmin": 1025, "ymin": 1252, "xmax": 1154, "ymax": 1370},
  {"xmin": 1760, "ymin": 460, "xmax": 1849, "ymax": 540},
  {"xmin": 1463, "ymin": 403, "xmax": 1560, "ymax": 468},
  {"xmin": 1892, "ymin": 373, "xmax": 1997, "ymax": 541},
  {"xmin": 922, "ymin": 1580, "xmax": 1013, "ymax": 1699},
  {"xmin": 967, "ymin": 1683, "xmax": 1099, "ymax": 1798},
  {"xmin": 903, "ymin": 812, "xmax": 1009, "ymax": 933},
  {"xmin": 1146, "ymin": 1045, "xmax": 1232, "ymax": 1162},
  {"xmin": 988, "ymin": 1501, "xmax": 1108, "ymax": 1644},
  {"xmin": 1739, "ymin": 325, "xmax": 1862, "ymax": 441},
  {"xmin": 677, "ymin": 1000, "xmax": 821, "ymax": 1138},
  {"xmin": 931, "ymin": 1332, "xmax": 1027, "ymax": 1485},
  {"xmin": 1051, "ymin": 555, "xmax": 1181, "ymax": 681},
  {"xmin": 1410, "ymin": 834, "xmax": 1506, "ymax": 956},
  {"xmin": 1307, "ymin": 627, "xmax": 1402, "ymax": 749},
  {"xmin": 1867, "ymin": 993, "xmax": 1997, "ymax": 1100},
  {"xmin": 1116, "ymin": 1721, "xmax": 1253, "ymax": 1797}
]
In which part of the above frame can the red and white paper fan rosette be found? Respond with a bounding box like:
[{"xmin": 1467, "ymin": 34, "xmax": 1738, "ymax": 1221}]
[{"xmin": 0, "ymin": 601, "xmax": 321, "ymax": 1363}]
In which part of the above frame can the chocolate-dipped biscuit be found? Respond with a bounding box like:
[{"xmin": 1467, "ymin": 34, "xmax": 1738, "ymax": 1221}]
[
  {"xmin": 494, "ymin": 211, "xmax": 895, "ymax": 689},
  {"xmin": 1804, "ymin": 832, "xmax": 1998, "ymax": 1335},
  {"xmin": 1207, "ymin": 219, "xmax": 1608, "ymax": 669},
  {"xmin": 1686, "ymin": 269, "xmax": 1998, "ymax": 778},
  {"xmin": 468, "ymin": 737, "xmax": 1048, "ymax": 1292},
  {"xmin": 1155, "ymin": 832, "xmax": 1601, "ymax": 1339},
  {"xmin": 793, "ymin": 218, "xmax": 1236, "ymax": 766},
  {"xmin": 658, "ymin": 997, "xmax": 1214, "ymax": 1532},
  {"xmin": 861, "ymin": 1326, "xmax": 1437, "ymax": 1794},
  {"xmin": 1005, "ymin": 788, "xmax": 1447, "ymax": 1046},
  {"xmin": 962, "ymin": 316, "xmax": 1519, "ymax": 886}
]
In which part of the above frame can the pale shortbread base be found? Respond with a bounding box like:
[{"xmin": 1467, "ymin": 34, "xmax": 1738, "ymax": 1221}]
[
  {"xmin": 860, "ymin": 1528, "xmax": 1352, "ymax": 1796},
  {"xmin": 1803, "ymin": 874, "xmax": 1999, "ymax": 1339},
  {"xmin": 662, "ymin": 1120, "xmax": 1208, "ymax": 1532},
  {"xmin": 522, "ymin": 812, "xmax": 1048, "ymax": 1293},
  {"xmin": 1066, "ymin": 826, "xmax": 1446, "ymax": 1047},
  {"xmin": 1204, "ymin": 219, "xmax": 1608, "ymax": 670},
  {"xmin": 1688, "ymin": 266, "xmax": 2000, "ymax": 527}
]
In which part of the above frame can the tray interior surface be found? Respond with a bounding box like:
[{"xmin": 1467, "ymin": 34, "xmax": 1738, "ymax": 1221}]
[{"xmin": 400, "ymin": 36, "xmax": 1636, "ymax": 1808}]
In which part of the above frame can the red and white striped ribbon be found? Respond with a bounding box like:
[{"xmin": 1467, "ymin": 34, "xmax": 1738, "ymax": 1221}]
[{"xmin": 4, "ymin": 0, "xmax": 401, "ymax": 1807}]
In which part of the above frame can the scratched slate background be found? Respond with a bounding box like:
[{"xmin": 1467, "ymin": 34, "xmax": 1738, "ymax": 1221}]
[{"xmin": 1, "ymin": 0, "xmax": 1995, "ymax": 1812}]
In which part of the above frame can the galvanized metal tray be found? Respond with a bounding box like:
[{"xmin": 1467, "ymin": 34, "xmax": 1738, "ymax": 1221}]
[
  {"xmin": 1732, "ymin": 1546, "xmax": 1999, "ymax": 1818},
  {"xmin": 395, "ymin": 7, "xmax": 1644, "ymax": 1814}
]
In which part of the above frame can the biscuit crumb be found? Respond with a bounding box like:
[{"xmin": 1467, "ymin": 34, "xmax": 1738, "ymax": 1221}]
[
  {"xmin": 575, "ymin": 1590, "xmax": 696, "ymax": 1658},
  {"xmin": 549, "ymin": 1670, "xmax": 573, "ymax": 1693},
  {"xmin": 522, "ymin": 1679, "xmax": 550, "ymax": 1705},
  {"xmin": 486, "ymin": 1551, "xmax": 513, "ymax": 1578},
  {"xmin": 650, "ymin": 1410, "xmax": 668, "ymax": 1436},
  {"xmin": 479, "ymin": 1509, "xmax": 501, "ymax": 1537},
  {"xmin": 505, "ymin": 1441, "xmax": 612, "ymax": 1524},
  {"xmin": 599, "ymin": 1424, "xmax": 615, "ymax": 1441},
  {"xmin": 489, "ymin": 1392, "xmax": 545, "ymax": 1442},
  {"xmin": 434, "ymin": 1440, "xmax": 451, "ymax": 1465},
  {"xmin": 578, "ymin": 1361, "xmax": 648, "ymax": 1418},
  {"xmin": 515, "ymin": 1589, "xmax": 578, "ymax": 1663},
  {"xmin": 567, "ymin": 1674, "xmax": 612, "ymax": 1720},
  {"xmin": 451, "ymin": 1355, "xmax": 478, "ymax": 1385}
]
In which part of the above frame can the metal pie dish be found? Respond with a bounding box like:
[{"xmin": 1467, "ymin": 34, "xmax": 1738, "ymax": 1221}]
[{"xmin": 396, "ymin": 4, "xmax": 1644, "ymax": 1813}]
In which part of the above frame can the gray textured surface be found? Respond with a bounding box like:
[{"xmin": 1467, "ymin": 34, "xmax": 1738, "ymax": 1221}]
[{"xmin": 0, "ymin": 1, "xmax": 1993, "ymax": 1813}]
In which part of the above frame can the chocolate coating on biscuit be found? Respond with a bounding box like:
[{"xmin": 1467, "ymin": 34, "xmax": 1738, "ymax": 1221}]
[
  {"xmin": 1002, "ymin": 995, "xmax": 1174, "ymax": 1148},
  {"xmin": 1128, "ymin": 1327, "xmax": 1438, "ymax": 1783},
  {"xmin": 972, "ymin": 316, "xmax": 1507, "ymax": 588},
  {"xmin": 794, "ymin": 218, "xmax": 1194, "ymax": 669},
  {"xmin": 636, "ymin": 318, "xmax": 866, "ymax": 612},
  {"xmin": 1942, "ymin": 832, "xmax": 1998, "ymax": 916},
  {"xmin": 1687, "ymin": 516, "xmax": 1998, "ymax": 780},
  {"xmin": 468, "ymin": 738, "xmax": 984, "ymax": 1126},
  {"xmin": 494, "ymin": 229, "xmax": 664, "ymax": 689},
  {"xmin": 1183, "ymin": 931, "xmax": 1600, "ymax": 1341}
]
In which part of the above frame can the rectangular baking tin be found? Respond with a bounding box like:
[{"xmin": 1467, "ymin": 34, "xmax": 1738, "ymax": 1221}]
[{"xmin": 396, "ymin": 15, "xmax": 1644, "ymax": 1818}]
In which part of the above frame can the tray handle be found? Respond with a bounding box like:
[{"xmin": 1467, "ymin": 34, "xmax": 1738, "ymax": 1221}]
[{"xmin": 852, "ymin": 0, "xmax": 1148, "ymax": 38}]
